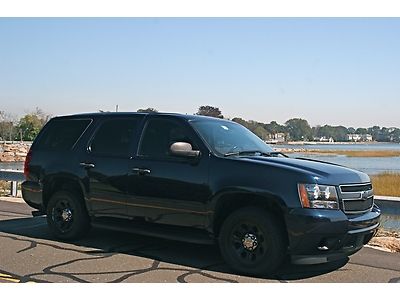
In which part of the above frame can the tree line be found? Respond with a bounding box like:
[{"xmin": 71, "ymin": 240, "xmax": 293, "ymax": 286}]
[
  {"xmin": 0, "ymin": 108, "xmax": 50, "ymax": 141},
  {"xmin": 1, "ymin": 106, "xmax": 399, "ymax": 143}
]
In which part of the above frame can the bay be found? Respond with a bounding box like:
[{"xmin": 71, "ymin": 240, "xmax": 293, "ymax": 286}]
[{"xmin": 274, "ymin": 143, "xmax": 400, "ymax": 175}]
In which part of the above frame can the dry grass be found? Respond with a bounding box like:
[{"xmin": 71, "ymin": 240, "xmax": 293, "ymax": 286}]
[
  {"xmin": 302, "ymin": 150, "xmax": 400, "ymax": 157},
  {"xmin": 369, "ymin": 236, "xmax": 400, "ymax": 252},
  {"xmin": 0, "ymin": 180, "xmax": 10, "ymax": 196},
  {"xmin": 369, "ymin": 229, "xmax": 400, "ymax": 253},
  {"xmin": 375, "ymin": 228, "xmax": 400, "ymax": 239},
  {"xmin": 371, "ymin": 172, "xmax": 400, "ymax": 197}
]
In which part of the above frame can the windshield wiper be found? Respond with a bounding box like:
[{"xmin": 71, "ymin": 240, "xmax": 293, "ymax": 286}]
[
  {"xmin": 269, "ymin": 151, "xmax": 289, "ymax": 158},
  {"xmin": 224, "ymin": 150, "xmax": 288, "ymax": 158}
]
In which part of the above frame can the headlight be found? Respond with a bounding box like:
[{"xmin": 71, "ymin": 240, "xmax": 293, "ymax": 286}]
[{"xmin": 298, "ymin": 183, "xmax": 339, "ymax": 209}]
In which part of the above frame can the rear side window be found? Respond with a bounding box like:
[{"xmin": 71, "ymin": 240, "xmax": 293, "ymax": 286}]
[
  {"xmin": 90, "ymin": 118, "xmax": 139, "ymax": 157},
  {"xmin": 35, "ymin": 119, "xmax": 91, "ymax": 151}
]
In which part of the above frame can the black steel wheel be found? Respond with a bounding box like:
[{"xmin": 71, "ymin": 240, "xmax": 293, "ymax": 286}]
[
  {"xmin": 219, "ymin": 207, "xmax": 287, "ymax": 276},
  {"xmin": 46, "ymin": 191, "xmax": 90, "ymax": 240}
]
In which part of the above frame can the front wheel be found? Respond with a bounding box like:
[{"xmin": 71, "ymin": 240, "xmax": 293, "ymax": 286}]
[
  {"xmin": 218, "ymin": 207, "xmax": 287, "ymax": 276},
  {"xmin": 46, "ymin": 191, "xmax": 90, "ymax": 240}
]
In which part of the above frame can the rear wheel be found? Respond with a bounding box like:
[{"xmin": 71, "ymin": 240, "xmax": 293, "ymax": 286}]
[
  {"xmin": 46, "ymin": 191, "xmax": 90, "ymax": 240},
  {"xmin": 218, "ymin": 207, "xmax": 287, "ymax": 276}
]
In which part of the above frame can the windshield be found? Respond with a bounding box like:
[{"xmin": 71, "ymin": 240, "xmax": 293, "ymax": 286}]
[{"xmin": 191, "ymin": 119, "xmax": 274, "ymax": 156}]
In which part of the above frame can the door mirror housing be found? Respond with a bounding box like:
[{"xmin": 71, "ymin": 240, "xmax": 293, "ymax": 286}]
[{"xmin": 169, "ymin": 142, "xmax": 200, "ymax": 158}]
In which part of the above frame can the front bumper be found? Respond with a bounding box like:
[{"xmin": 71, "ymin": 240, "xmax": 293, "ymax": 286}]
[{"xmin": 286, "ymin": 205, "xmax": 380, "ymax": 264}]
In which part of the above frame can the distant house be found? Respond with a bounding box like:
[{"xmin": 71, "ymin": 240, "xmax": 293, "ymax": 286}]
[
  {"xmin": 266, "ymin": 132, "xmax": 286, "ymax": 143},
  {"xmin": 347, "ymin": 134, "xmax": 373, "ymax": 142},
  {"xmin": 364, "ymin": 134, "xmax": 373, "ymax": 141},
  {"xmin": 347, "ymin": 134, "xmax": 361, "ymax": 142},
  {"xmin": 318, "ymin": 136, "xmax": 335, "ymax": 143}
]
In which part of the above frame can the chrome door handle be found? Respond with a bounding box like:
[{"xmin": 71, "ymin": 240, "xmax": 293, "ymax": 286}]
[
  {"xmin": 80, "ymin": 162, "xmax": 95, "ymax": 168},
  {"xmin": 132, "ymin": 167, "xmax": 151, "ymax": 175}
]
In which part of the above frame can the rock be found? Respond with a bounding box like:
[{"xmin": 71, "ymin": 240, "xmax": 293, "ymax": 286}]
[
  {"xmin": 0, "ymin": 143, "xmax": 30, "ymax": 162},
  {"xmin": 15, "ymin": 152, "xmax": 27, "ymax": 157},
  {"xmin": 0, "ymin": 155, "xmax": 15, "ymax": 162}
]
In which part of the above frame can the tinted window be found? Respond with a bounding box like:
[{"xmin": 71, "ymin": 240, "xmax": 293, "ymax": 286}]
[
  {"xmin": 36, "ymin": 119, "xmax": 91, "ymax": 151},
  {"xmin": 90, "ymin": 119, "xmax": 139, "ymax": 157},
  {"xmin": 139, "ymin": 119, "xmax": 196, "ymax": 159}
]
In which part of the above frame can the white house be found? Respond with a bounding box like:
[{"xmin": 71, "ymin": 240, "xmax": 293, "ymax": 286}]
[{"xmin": 347, "ymin": 134, "xmax": 373, "ymax": 142}]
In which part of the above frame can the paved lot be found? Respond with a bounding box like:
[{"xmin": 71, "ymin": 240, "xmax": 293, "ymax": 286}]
[{"xmin": 0, "ymin": 199, "xmax": 399, "ymax": 283}]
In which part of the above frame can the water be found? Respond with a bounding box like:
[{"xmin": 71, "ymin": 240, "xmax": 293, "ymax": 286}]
[
  {"xmin": 274, "ymin": 143, "xmax": 400, "ymax": 175},
  {"xmin": 381, "ymin": 215, "xmax": 400, "ymax": 231},
  {"xmin": 2, "ymin": 143, "xmax": 400, "ymax": 175},
  {"xmin": 0, "ymin": 162, "xmax": 24, "ymax": 170},
  {"xmin": 275, "ymin": 142, "xmax": 400, "ymax": 151}
]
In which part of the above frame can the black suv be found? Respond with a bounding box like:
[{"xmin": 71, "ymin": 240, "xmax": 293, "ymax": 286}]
[{"xmin": 22, "ymin": 112, "xmax": 380, "ymax": 276}]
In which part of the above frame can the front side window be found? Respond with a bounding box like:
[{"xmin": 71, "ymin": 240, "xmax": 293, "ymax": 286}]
[
  {"xmin": 90, "ymin": 119, "xmax": 139, "ymax": 157},
  {"xmin": 139, "ymin": 118, "xmax": 197, "ymax": 159},
  {"xmin": 191, "ymin": 119, "xmax": 273, "ymax": 156}
]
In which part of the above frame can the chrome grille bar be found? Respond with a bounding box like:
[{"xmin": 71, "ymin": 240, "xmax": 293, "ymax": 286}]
[{"xmin": 338, "ymin": 183, "xmax": 374, "ymax": 214}]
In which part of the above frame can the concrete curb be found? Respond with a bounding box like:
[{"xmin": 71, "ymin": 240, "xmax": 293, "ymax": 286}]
[
  {"xmin": 375, "ymin": 195, "xmax": 400, "ymax": 202},
  {"xmin": 0, "ymin": 196, "xmax": 25, "ymax": 203}
]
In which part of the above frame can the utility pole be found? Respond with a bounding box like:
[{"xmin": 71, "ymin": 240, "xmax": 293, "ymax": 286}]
[{"xmin": 116, "ymin": 105, "xmax": 119, "ymax": 112}]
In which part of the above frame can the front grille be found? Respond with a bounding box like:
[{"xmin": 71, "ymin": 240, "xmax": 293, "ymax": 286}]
[
  {"xmin": 340, "ymin": 183, "xmax": 372, "ymax": 193},
  {"xmin": 339, "ymin": 183, "xmax": 374, "ymax": 214}
]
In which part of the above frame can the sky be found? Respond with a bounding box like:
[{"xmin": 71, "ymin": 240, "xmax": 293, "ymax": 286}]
[{"xmin": 0, "ymin": 18, "xmax": 399, "ymax": 128}]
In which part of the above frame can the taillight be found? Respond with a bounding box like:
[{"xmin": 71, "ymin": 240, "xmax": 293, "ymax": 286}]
[{"xmin": 24, "ymin": 149, "xmax": 32, "ymax": 178}]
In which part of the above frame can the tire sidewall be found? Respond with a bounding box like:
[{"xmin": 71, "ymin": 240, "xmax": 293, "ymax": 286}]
[
  {"xmin": 46, "ymin": 191, "xmax": 90, "ymax": 240},
  {"xmin": 219, "ymin": 207, "xmax": 286, "ymax": 276}
]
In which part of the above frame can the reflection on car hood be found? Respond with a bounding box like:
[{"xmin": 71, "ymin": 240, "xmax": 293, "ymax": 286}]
[{"xmin": 238, "ymin": 155, "xmax": 370, "ymax": 184}]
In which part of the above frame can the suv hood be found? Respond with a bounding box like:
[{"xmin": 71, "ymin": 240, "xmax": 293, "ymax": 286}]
[{"xmin": 239, "ymin": 155, "xmax": 370, "ymax": 185}]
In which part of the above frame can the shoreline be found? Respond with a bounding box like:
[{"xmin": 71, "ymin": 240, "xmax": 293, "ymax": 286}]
[
  {"xmin": 276, "ymin": 149, "xmax": 400, "ymax": 157},
  {"xmin": 270, "ymin": 141, "xmax": 400, "ymax": 146}
]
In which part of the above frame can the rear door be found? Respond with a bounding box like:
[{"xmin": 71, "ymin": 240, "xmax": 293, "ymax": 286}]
[{"xmin": 81, "ymin": 117, "xmax": 143, "ymax": 217}]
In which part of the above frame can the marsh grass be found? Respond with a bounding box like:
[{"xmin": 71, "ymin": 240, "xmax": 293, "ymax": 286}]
[
  {"xmin": 371, "ymin": 172, "xmax": 400, "ymax": 197},
  {"xmin": 302, "ymin": 150, "xmax": 400, "ymax": 157}
]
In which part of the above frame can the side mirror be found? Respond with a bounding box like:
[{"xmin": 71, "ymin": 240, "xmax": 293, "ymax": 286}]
[{"xmin": 169, "ymin": 142, "xmax": 200, "ymax": 158}]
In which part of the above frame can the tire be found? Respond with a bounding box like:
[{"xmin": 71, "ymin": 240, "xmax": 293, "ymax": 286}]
[
  {"xmin": 46, "ymin": 191, "xmax": 90, "ymax": 240},
  {"xmin": 218, "ymin": 206, "xmax": 287, "ymax": 276}
]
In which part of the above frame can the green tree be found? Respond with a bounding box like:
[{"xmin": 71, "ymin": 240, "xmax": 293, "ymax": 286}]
[
  {"xmin": 333, "ymin": 126, "xmax": 349, "ymax": 141},
  {"xmin": 264, "ymin": 121, "xmax": 286, "ymax": 134},
  {"xmin": 231, "ymin": 117, "xmax": 249, "ymax": 128},
  {"xmin": 348, "ymin": 127, "xmax": 356, "ymax": 134},
  {"xmin": 355, "ymin": 127, "xmax": 368, "ymax": 135},
  {"xmin": 389, "ymin": 128, "xmax": 400, "ymax": 142},
  {"xmin": 315, "ymin": 125, "xmax": 349, "ymax": 141},
  {"xmin": 253, "ymin": 126, "xmax": 269, "ymax": 140},
  {"xmin": 368, "ymin": 126, "xmax": 381, "ymax": 141},
  {"xmin": 17, "ymin": 108, "xmax": 49, "ymax": 141},
  {"xmin": 285, "ymin": 118, "xmax": 312, "ymax": 141},
  {"xmin": 196, "ymin": 105, "xmax": 223, "ymax": 118},
  {"xmin": 137, "ymin": 107, "xmax": 158, "ymax": 113}
]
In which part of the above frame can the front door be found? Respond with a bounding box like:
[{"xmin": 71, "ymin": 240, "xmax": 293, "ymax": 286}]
[{"xmin": 126, "ymin": 117, "xmax": 211, "ymax": 228}]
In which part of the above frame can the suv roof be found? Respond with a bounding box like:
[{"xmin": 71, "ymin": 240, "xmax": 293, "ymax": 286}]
[{"xmin": 52, "ymin": 112, "xmax": 233, "ymax": 123}]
